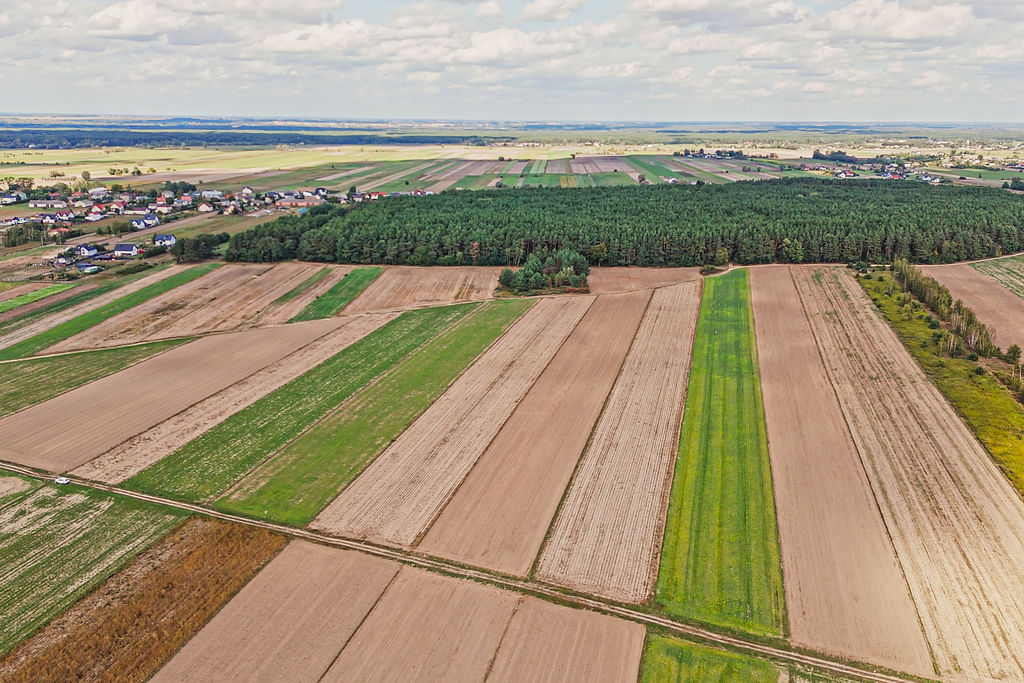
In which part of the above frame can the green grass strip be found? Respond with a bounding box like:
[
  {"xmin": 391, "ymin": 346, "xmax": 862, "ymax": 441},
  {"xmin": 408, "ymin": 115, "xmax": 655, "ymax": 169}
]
[
  {"xmin": 288, "ymin": 267, "xmax": 383, "ymax": 322},
  {"xmin": 0, "ymin": 484, "xmax": 184, "ymax": 656},
  {"xmin": 640, "ymin": 634, "xmax": 778, "ymax": 682},
  {"xmin": 0, "ymin": 284, "xmax": 75, "ymax": 314},
  {"xmin": 0, "ymin": 263, "xmax": 218, "ymax": 360},
  {"xmin": 217, "ymin": 298, "xmax": 531, "ymax": 525},
  {"xmin": 124, "ymin": 302, "xmax": 481, "ymax": 502},
  {"xmin": 655, "ymin": 268, "xmax": 785, "ymax": 637},
  {"xmin": 270, "ymin": 266, "xmax": 331, "ymax": 307},
  {"xmin": 0, "ymin": 339, "xmax": 188, "ymax": 419},
  {"xmin": 863, "ymin": 274, "xmax": 1024, "ymax": 495}
]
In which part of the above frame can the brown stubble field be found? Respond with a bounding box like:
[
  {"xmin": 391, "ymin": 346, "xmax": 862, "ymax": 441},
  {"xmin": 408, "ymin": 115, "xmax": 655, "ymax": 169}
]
[
  {"xmin": 535, "ymin": 282, "xmax": 700, "ymax": 604},
  {"xmin": 748, "ymin": 266, "xmax": 933, "ymax": 676},
  {"xmin": 586, "ymin": 266, "xmax": 700, "ymax": 294},
  {"xmin": 343, "ymin": 266, "xmax": 500, "ymax": 313},
  {"xmin": 0, "ymin": 318, "xmax": 345, "ymax": 472},
  {"xmin": 795, "ymin": 265, "xmax": 1024, "ymax": 681},
  {"xmin": 310, "ymin": 296, "xmax": 593, "ymax": 545},
  {"xmin": 418, "ymin": 290, "xmax": 651, "ymax": 575},
  {"xmin": 921, "ymin": 262, "xmax": 1024, "ymax": 352}
]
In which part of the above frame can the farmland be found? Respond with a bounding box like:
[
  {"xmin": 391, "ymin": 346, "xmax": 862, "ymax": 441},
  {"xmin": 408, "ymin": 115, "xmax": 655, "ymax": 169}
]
[
  {"xmin": 0, "ymin": 283, "xmax": 74, "ymax": 314},
  {"xmin": 655, "ymin": 269, "xmax": 785, "ymax": 637},
  {"xmin": 289, "ymin": 266, "xmax": 382, "ymax": 321}
]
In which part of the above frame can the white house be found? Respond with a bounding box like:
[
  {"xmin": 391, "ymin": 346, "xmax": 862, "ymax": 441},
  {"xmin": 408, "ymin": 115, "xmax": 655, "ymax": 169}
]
[
  {"xmin": 154, "ymin": 234, "xmax": 177, "ymax": 247},
  {"xmin": 1, "ymin": 192, "xmax": 26, "ymax": 205},
  {"xmin": 113, "ymin": 243, "xmax": 139, "ymax": 258},
  {"xmin": 200, "ymin": 189, "xmax": 223, "ymax": 200},
  {"xmin": 197, "ymin": 202, "xmax": 215, "ymax": 213},
  {"xmin": 76, "ymin": 244, "xmax": 98, "ymax": 258}
]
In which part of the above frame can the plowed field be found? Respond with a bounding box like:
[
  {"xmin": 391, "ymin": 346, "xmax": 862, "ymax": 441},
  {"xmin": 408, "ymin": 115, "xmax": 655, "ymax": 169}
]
[
  {"xmin": 923, "ymin": 261, "xmax": 1024, "ymax": 352},
  {"xmin": 587, "ymin": 267, "xmax": 700, "ymax": 294},
  {"xmin": 343, "ymin": 266, "xmax": 499, "ymax": 313}
]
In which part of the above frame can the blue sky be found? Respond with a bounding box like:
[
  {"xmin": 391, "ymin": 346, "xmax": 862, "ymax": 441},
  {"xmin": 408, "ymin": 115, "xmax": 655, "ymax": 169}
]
[{"xmin": 3, "ymin": 1, "xmax": 1023, "ymax": 121}]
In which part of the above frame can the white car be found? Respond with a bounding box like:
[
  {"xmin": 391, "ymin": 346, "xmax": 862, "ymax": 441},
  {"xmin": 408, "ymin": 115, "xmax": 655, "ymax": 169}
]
[{"xmin": 54, "ymin": 476, "xmax": 71, "ymax": 485}]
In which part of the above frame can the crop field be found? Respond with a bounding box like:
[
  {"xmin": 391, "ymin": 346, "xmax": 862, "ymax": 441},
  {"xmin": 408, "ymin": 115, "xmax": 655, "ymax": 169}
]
[
  {"xmin": 289, "ymin": 266, "xmax": 381, "ymax": 321},
  {"xmin": 588, "ymin": 266, "xmax": 701, "ymax": 294},
  {"xmin": 640, "ymin": 634, "xmax": 778, "ymax": 682},
  {"xmin": 0, "ymin": 484, "xmax": 183, "ymax": 657},
  {"xmin": 0, "ymin": 283, "xmax": 74, "ymax": 314},
  {"xmin": 342, "ymin": 265, "xmax": 500, "ymax": 313},
  {"xmin": 655, "ymin": 269, "xmax": 785, "ymax": 637},
  {"xmin": 923, "ymin": 258, "xmax": 1024, "ymax": 351}
]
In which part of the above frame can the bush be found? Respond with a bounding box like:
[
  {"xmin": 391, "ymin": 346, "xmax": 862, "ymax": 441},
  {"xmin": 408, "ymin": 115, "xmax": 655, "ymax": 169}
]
[
  {"xmin": 975, "ymin": 366, "xmax": 987, "ymax": 376},
  {"xmin": 968, "ymin": 352, "xmax": 979, "ymax": 361}
]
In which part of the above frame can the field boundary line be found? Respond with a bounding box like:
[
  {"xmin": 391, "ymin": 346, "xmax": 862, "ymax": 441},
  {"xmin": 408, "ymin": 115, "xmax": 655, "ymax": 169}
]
[
  {"xmin": 481, "ymin": 595, "xmax": 525, "ymax": 682},
  {"xmin": 410, "ymin": 296, "xmax": 597, "ymax": 548},
  {"xmin": 0, "ymin": 460, "xmax": 924, "ymax": 683}
]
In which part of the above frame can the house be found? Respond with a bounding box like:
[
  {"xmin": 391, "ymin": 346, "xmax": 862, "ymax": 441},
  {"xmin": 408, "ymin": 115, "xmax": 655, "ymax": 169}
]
[
  {"xmin": 88, "ymin": 187, "xmax": 110, "ymax": 199},
  {"xmin": 240, "ymin": 186, "xmax": 255, "ymax": 196},
  {"xmin": 142, "ymin": 213, "xmax": 160, "ymax": 227},
  {"xmin": 124, "ymin": 206, "xmax": 149, "ymax": 215},
  {"xmin": 108, "ymin": 201, "xmax": 127, "ymax": 214},
  {"xmin": 55, "ymin": 210, "xmax": 75, "ymax": 222},
  {"xmin": 113, "ymin": 243, "xmax": 139, "ymax": 258},
  {"xmin": 200, "ymin": 189, "xmax": 223, "ymax": 200},
  {"xmin": 131, "ymin": 218, "xmax": 147, "ymax": 229},
  {"xmin": 76, "ymin": 244, "xmax": 98, "ymax": 258},
  {"xmin": 72, "ymin": 198, "xmax": 94, "ymax": 208},
  {"xmin": 28, "ymin": 199, "xmax": 68, "ymax": 209},
  {"xmin": 83, "ymin": 213, "xmax": 106, "ymax": 222},
  {"xmin": 76, "ymin": 263, "xmax": 101, "ymax": 274},
  {"xmin": 277, "ymin": 198, "xmax": 324, "ymax": 208},
  {"xmin": 40, "ymin": 214, "xmax": 57, "ymax": 225},
  {"xmin": 161, "ymin": 190, "xmax": 175, "ymax": 199},
  {"xmin": 90, "ymin": 204, "xmax": 106, "ymax": 214},
  {"xmin": 197, "ymin": 202, "xmax": 215, "ymax": 212},
  {"xmin": 155, "ymin": 205, "xmax": 173, "ymax": 215},
  {"xmin": 314, "ymin": 187, "xmax": 328, "ymax": 198},
  {"xmin": 1, "ymin": 192, "xmax": 26, "ymax": 205},
  {"xmin": 154, "ymin": 234, "xmax": 176, "ymax": 247}
]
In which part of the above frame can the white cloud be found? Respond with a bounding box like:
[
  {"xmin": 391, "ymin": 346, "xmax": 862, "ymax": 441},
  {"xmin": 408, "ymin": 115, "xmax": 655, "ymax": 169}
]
[
  {"xmin": 476, "ymin": 1, "xmax": 502, "ymax": 19},
  {"xmin": 521, "ymin": 0, "xmax": 587, "ymax": 22},
  {"xmin": 824, "ymin": 0, "xmax": 975, "ymax": 41}
]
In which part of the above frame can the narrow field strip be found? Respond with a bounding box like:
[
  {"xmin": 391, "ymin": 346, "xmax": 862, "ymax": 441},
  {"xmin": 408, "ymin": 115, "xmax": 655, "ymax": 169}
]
[
  {"xmin": 123, "ymin": 304, "xmax": 480, "ymax": 503},
  {"xmin": 344, "ymin": 266, "xmax": 499, "ymax": 313},
  {"xmin": 654, "ymin": 269, "xmax": 785, "ymax": 637},
  {"xmin": 0, "ymin": 339, "xmax": 188, "ymax": 419},
  {"xmin": 749, "ymin": 267, "xmax": 933, "ymax": 677},
  {"xmin": 0, "ymin": 263, "xmax": 218, "ymax": 360},
  {"xmin": 536, "ymin": 283, "xmax": 700, "ymax": 604},
  {"xmin": 799, "ymin": 266, "xmax": 1024, "ymax": 680},
  {"xmin": 304, "ymin": 297, "xmax": 579, "ymax": 541},
  {"xmin": 271, "ymin": 266, "xmax": 331, "ymax": 307},
  {"xmin": 973, "ymin": 254, "xmax": 1024, "ymax": 298},
  {"xmin": 221, "ymin": 299, "xmax": 532, "ymax": 526},
  {"xmin": 0, "ymin": 518, "xmax": 285, "ymax": 682},
  {"xmin": 290, "ymin": 266, "xmax": 383, "ymax": 321},
  {"xmin": 640, "ymin": 634, "xmax": 778, "ymax": 682},
  {"xmin": 74, "ymin": 313, "xmax": 396, "ymax": 484},
  {"xmin": 153, "ymin": 541, "xmax": 400, "ymax": 682},
  {"xmin": 0, "ymin": 485, "xmax": 184, "ymax": 657},
  {"xmin": 418, "ymin": 291, "xmax": 650, "ymax": 576},
  {"xmin": 0, "ymin": 283, "xmax": 74, "ymax": 314}
]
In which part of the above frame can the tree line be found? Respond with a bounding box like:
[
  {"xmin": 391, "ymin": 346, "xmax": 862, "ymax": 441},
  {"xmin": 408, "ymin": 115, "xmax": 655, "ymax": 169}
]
[{"xmin": 225, "ymin": 178, "xmax": 1024, "ymax": 267}]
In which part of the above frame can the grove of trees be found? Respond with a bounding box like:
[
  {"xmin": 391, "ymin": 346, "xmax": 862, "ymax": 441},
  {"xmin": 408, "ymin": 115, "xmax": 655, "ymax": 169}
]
[
  {"xmin": 225, "ymin": 179, "xmax": 1024, "ymax": 267},
  {"xmin": 499, "ymin": 249, "xmax": 589, "ymax": 293}
]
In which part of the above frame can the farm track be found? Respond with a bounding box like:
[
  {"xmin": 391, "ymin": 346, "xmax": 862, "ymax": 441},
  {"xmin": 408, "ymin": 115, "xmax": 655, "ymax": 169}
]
[
  {"xmin": 418, "ymin": 290, "xmax": 651, "ymax": 576},
  {"xmin": 72, "ymin": 313, "xmax": 397, "ymax": 484},
  {"xmin": 311, "ymin": 297, "xmax": 593, "ymax": 545},
  {"xmin": 0, "ymin": 318, "xmax": 345, "ymax": 472},
  {"xmin": 795, "ymin": 266, "xmax": 1024, "ymax": 682},
  {"xmin": 0, "ymin": 265, "xmax": 190, "ymax": 352},
  {"xmin": 343, "ymin": 266, "xmax": 500, "ymax": 314},
  {"xmin": 536, "ymin": 283, "xmax": 701, "ymax": 603},
  {"xmin": 923, "ymin": 261, "xmax": 1024, "ymax": 352},
  {"xmin": 0, "ymin": 461, "xmax": 920, "ymax": 683},
  {"xmin": 749, "ymin": 267, "xmax": 933, "ymax": 676}
]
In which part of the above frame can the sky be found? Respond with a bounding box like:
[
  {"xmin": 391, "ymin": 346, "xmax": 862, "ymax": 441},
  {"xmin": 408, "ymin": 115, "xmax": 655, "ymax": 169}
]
[{"xmin": 3, "ymin": 0, "xmax": 1023, "ymax": 122}]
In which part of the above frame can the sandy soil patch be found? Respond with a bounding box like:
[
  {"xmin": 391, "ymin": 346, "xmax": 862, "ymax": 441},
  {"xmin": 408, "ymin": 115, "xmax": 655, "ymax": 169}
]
[
  {"xmin": 535, "ymin": 283, "xmax": 699, "ymax": 603},
  {"xmin": 796, "ymin": 266, "xmax": 1024, "ymax": 682},
  {"xmin": 257, "ymin": 265, "xmax": 354, "ymax": 325},
  {"xmin": 322, "ymin": 566, "xmax": 518, "ymax": 683},
  {"xmin": 153, "ymin": 541, "xmax": 399, "ymax": 683},
  {"xmin": 587, "ymin": 267, "xmax": 701, "ymax": 294},
  {"xmin": 923, "ymin": 262, "xmax": 1024, "ymax": 352},
  {"xmin": 311, "ymin": 297, "xmax": 593, "ymax": 545},
  {"xmin": 344, "ymin": 266, "xmax": 499, "ymax": 314},
  {"xmin": 0, "ymin": 318, "xmax": 345, "ymax": 472},
  {"xmin": 749, "ymin": 266, "xmax": 932, "ymax": 676},
  {"xmin": 73, "ymin": 313, "xmax": 396, "ymax": 484},
  {"xmin": 487, "ymin": 597, "xmax": 645, "ymax": 683},
  {"xmin": 0, "ymin": 265, "xmax": 191, "ymax": 353},
  {"xmin": 0, "ymin": 477, "xmax": 29, "ymax": 498},
  {"xmin": 418, "ymin": 290, "xmax": 650, "ymax": 576}
]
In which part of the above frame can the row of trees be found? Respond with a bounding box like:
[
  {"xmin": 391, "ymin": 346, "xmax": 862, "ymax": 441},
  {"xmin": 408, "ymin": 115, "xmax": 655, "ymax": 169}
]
[
  {"xmin": 171, "ymin": 233, "xmax": 230, "ymax": 263},
  {"xmin": 225, "ymin": 179, "xmax": 1024, "ymax": 268},
  {"xmin": 498, "ymin": 249, "xmax": 589, "ymax": 292}
]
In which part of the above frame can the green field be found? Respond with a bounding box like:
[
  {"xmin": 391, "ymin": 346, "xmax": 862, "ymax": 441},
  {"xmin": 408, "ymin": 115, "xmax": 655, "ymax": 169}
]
[
  {"xmin": 0, "ymin": 339, "xmax": 187, "ymax": 418},
  {"xmin": 0, "ymin": 263, "xmax": 218, "ymax": 360},
  {"xmin": 217, "ymin": 299, "xmax": 531, "ymax": 525},
  {"xmin": 0, "ymin": 483, "xmax": 183, "ymax": 656},
  {"xmin": 862, "ymin": 273, "xmax": 1024, "ymax": 497},
  {"xmin": 591, "ymin": 172, "xmax": 638, "ymax": 187},
  {"xmin": 640, "ymin": 634, "xmax": 778, "ymax": 682},
  {"xmin": 655, "ymin": 269, "xmax": 785, "ymax": 637},
  {"xmin": 289, "ymin": 267, "xmax": 383, "ymax": 322},
  {"xmin": 0, "ymin": 283, "xmax": 75, "ymax": 314},
  {"xmin": 123, "ymin": 303, "xmax": 480, "ymax": 502},
  {"xmin": 973, "ymin": 256, "xmax": 1024, "ymax": 298},
  {"xmin": 271, "ymin": 267, "xmax": 330, "ymax": 307}
]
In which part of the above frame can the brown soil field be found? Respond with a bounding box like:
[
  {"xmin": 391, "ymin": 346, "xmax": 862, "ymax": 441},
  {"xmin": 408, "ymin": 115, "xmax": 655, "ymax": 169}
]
[
  {"xmin": 593, "ymin": 157, "xmax": 636, "ymax": 174},
  {"xmin": 0, "ymin": 284, "xmax": 94, "ymax": 325},
  {"xmin": 0, "ymin": 265, "xmax": 191, "ymax": 353},
  {"xmin": 153, "ymin": 541, "xmax": 399, "ymax": 683},
  {"xmin": 257, "ymin": 265, "xmax": 354, "ymax": 325},
  {"xmin": 343, "ymin": 266, "xmax": 500, "ymax": 314},
  {"xmin": 0, "ymin": 518, "xmax": 285, "ymax": 683},
  {"xmin": 749, "ymin": 266, "xmax": 932, "ymax": 676},
  {"xmin": 506, "ymin": 160, "xmax": 528, "ymax": 174},
  {"xmin": 317, "ymin": 165, "xmax": 374, "ymax": 182},
  {"xmin": 361, "ymin": 160, "xmax": 439, "ymax": 191},
  {"xmin": 0, "ymin": 477, "xmax": 29, "ymax": 498},
  {"xmin": 73, "ymin": 313, "xmax": 396, "ymax": 484},
  {"xmin": 418, "ymin": 290, "xmax": 651, "ymax": 576},
  {"xmin": 310, "ymin": 297, "xmax": 593, "ymax": 545},
  {"xmin": 922, "ymin": 262, "xmax": 1024, "ymax": 352},
  {"xmin": 796, "ymin": 266, "xmax": 1024, "ymax": 681},
  {"xmin": 535, "ymin": 283, "xmax": 700, "ymax": 603},
  {"xmin": 48, "ymin": 262, "xmax": 325, "ymax": 352},
  {"xmin": 0, "ymin": 318, "xmax": 345, "ymax": 472},
  {"xmin": 0, "ymin": 282, "xmax": 46, "ymax": 303},
  {"xmin": 425, "ymin": 160, "xmax": 496, "ymax": 193},
  {"xmin": 487, "ymin": 597, "xmax": 645, "ymax": 683},
  {"xmin": 587, "ymin": 266, "xmax": 701, "ymax": 294},
  {"xmin": 321, "ymin": 566, "xmax": 519, "ymax": 683},
  {"xmin": 544, "ymin": 159, "xmax": 570, "ymax": 174}
]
